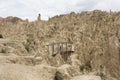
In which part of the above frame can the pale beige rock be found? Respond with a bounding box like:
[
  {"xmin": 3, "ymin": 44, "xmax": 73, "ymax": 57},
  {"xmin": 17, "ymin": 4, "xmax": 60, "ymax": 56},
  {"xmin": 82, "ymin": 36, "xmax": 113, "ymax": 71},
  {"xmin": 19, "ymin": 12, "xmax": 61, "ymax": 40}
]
[
  {"xmin": 0, "ymin": 64, "xmax": 56, "ymax": 80},
  {"xmin": 71, "ymin": 75, "xmax": 101, "ymax": 80}
]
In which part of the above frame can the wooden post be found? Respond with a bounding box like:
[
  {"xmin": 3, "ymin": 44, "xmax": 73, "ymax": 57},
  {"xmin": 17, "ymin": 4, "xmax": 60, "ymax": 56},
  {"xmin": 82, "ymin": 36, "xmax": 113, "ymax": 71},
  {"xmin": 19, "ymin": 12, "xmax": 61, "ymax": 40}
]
[
  {"xmin": 48, "ymin": 46, "xmax": 49, "ymax": 55},
  {"xmin": 52, "ymin": 45, "xmax": 54, "ymax": 55},
  {"xmin": 59, "ymin": 44, "xmax": 61, "ymax": 53},
  {"xmin": 65, "ymin": 42, "xmax": 68, "ymax": 60},
  {"xmin": 61, "ymin": 43, "xmax": 63, "ymax": 52},
  {"xmin": 70, "ymin": 45, "xmax": 72, "ymax": 51},
  {"xmin": 58, "ymin": 44, "xmax": 60, "ymax": 53},
  {"xmin": 66, "ymin": 42, "xmax": 67, "ymax": 51}
]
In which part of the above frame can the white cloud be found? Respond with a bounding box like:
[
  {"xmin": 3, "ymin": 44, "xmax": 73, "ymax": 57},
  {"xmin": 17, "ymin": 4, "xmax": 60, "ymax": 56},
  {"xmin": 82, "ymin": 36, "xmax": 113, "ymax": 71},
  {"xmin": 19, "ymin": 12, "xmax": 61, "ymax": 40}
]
[
  {"xmin": 0, "ymin": 0, "xmax": 120, "ymax": 21},
  {"xmin": 92, "ymin": 0, "xmax": 120, "ymax": 11}
]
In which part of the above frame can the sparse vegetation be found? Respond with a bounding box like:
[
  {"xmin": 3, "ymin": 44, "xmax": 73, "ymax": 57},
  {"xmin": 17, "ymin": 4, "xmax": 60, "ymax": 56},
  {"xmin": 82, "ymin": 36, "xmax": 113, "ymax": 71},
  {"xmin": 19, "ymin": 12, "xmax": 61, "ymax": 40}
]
[
  {"xmin": 96, "ymin": 72, "xmax": 105, "ymax": 79},
  {"xmin": 0, "ymin": 48, "xmax": 7, "ymax": 53},
  {"xmin": 85, "ymin": 61, "xmax": 92, "ymax": 71},
  {"xmin": 0, "ymin": 10, "xmax": 119, "ymax": 79},
  {"xmin": 0, "ymin": 34, "xmax": 3, "ymax": 38},
  {"xmin": 23, "ymin": 39, "xmax": 31, "ymax": 52},
  {"xmin": 79, "ymin": 61, "xmax": 92, "ymax": 73},
  {"xmin": 11, "ymin": 17, "xmax": 19, "ymax": 23},
  {"xmin": 54, "ymin": 71, "xmax": 63, "ymax": 80},
  {"xmin": 79, "ymin": 64, "xmax": 85, "ymax": 72}
]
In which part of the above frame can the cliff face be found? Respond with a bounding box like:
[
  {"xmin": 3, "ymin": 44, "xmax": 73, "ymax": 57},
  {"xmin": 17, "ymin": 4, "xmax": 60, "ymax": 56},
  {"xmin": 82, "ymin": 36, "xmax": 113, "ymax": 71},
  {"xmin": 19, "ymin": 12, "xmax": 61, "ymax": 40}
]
[{"xmin": 0, "ymin": 10, "xmax": 120, "ymax": 80}]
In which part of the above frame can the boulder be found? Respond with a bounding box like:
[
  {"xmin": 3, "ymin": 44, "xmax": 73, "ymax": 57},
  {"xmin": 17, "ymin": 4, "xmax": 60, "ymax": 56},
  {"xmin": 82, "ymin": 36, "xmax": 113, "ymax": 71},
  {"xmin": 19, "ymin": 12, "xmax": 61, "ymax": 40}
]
[
  {"xmin": 56, "ymin": 64, "xmax": 80, "ymax": 80},
  {"xmin": 0, "ymin": 63, "xmax": 56, "ymax": 80}
]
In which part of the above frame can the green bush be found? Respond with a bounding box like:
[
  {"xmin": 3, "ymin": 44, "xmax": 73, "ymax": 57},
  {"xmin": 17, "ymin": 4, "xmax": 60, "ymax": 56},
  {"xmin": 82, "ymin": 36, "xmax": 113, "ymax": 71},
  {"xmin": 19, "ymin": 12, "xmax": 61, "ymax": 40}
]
[
  {"xmin": 0, "ymin": 48, "xmax": 7, "ymax": 53},
  {"xmin": 85, "ymin": 61, "xmax": 92, "ymax": 71},
  {"xmin": 79, "ymin": 65, "xmax": 85, "ymax": 72},
  {"xmin": 79, "ymin": 61, "xmax": 92, "ymax": 72},
  {"xmin": 23, "ymin": 39, "xmax": 31, "ymax": 52},
  {"xmin": 99, "ymin": 72, "xmax": 104, "ymax": 78},
  {"xmin": 0, "ymin": 34, "xmax": 3, "ymax": 38},
  {"xmin": 54, "ymin": 71, "xmax": 63, "ymax": 80},
  {"xmin": 96, "ymin": 72, "xmax": 105, "ymax": 79}
]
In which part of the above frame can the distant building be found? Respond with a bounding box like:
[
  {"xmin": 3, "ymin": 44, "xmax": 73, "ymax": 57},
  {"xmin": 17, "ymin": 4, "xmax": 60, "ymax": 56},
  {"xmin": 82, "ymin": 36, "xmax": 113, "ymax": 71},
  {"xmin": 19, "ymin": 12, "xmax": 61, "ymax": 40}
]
[{"xmin": 37, "ymin": 14, "xmax": 41, "ymax": 21}]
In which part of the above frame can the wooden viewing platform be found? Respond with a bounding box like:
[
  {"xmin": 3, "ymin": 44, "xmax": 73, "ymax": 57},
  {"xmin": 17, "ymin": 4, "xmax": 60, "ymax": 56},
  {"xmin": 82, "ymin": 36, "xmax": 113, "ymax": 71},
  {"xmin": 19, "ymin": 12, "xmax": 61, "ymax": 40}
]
[{"xmin": 46, "ymin": 42, "xmax": 74, "ymax": 61}]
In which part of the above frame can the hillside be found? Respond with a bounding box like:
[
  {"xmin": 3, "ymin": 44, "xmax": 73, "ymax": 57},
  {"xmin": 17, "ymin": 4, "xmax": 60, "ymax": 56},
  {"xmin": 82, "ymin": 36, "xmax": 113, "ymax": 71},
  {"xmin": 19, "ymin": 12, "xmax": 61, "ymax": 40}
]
[{"xmin": 0, "ymin": 10, "xmax": 120, "ymax": 80}]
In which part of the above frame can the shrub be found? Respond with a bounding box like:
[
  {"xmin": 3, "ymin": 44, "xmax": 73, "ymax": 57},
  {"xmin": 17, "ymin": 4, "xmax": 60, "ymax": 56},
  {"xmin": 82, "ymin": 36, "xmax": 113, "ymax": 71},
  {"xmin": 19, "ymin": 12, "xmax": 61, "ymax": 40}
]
[
  {"xmin": 79, "ymin": 61, "xmax": 92, "ymax": 73},
  {"xmin": 96, "ymin": 72, "xmax": 105, "ymax": 79},
  {"xmin": 23, "ymin": 39, "xmax": 31, "ymax": 52},
  {"xmin": 79, "ymin": 65, "xmax": 85, "ymax": 72},
  {"xmin": 99, "ymin": 72, "xmax": 104, "ymax": 78},
  {"xmin": 0, "ymin": 34, "xmax": 3, "ymax": 38},
  {"xmin": 54, "ymin": 71, "xmax": 63, "ymax": 80},
  {"xmin": 85, "ymin": 61, "xmax": 92, "ymax": 71},
  {"xmin": 0, "ymin": 48, "xmax": 7, "ymax": 53}
]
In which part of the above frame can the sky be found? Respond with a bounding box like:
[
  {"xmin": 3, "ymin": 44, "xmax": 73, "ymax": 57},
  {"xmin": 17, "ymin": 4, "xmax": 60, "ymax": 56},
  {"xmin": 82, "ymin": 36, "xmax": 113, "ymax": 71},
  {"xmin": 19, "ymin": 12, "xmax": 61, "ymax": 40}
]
[{"xmin": 0, "ymin": 0, "xmax": 120, "ymax": 21}]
